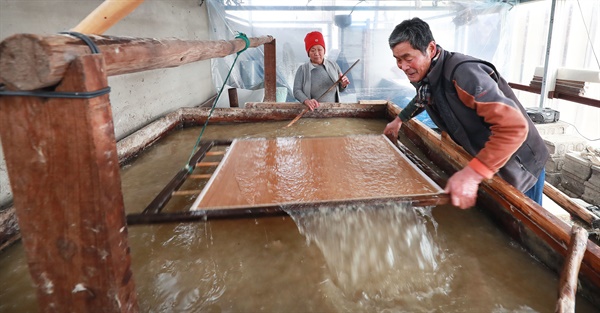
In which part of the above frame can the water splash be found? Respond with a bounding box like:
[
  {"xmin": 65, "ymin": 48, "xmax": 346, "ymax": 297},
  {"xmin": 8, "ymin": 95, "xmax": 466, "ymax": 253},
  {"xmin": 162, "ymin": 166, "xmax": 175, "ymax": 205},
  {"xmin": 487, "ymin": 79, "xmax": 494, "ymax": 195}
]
[{"xmin": 284, "ymin": 201, "xmax": 453, "ymax": 311}]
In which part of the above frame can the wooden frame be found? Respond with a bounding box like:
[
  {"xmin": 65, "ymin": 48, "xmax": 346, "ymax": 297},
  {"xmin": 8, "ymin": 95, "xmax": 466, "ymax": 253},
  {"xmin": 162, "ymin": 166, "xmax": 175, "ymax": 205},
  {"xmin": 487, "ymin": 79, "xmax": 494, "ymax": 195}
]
[{"xmin": 0, "ymin": 32, "xmax": 275, "ymax": 312}]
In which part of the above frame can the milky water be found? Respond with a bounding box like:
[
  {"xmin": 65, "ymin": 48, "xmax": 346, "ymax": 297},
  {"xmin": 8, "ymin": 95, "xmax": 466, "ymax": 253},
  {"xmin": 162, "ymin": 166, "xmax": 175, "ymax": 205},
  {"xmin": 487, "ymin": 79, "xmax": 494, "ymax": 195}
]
[
  {"xmin": 285, "ymin": 202, "xmax": 452, "ymax": 312},
  {"xmin": 0, "ymin": 118, "xmax": 598, "ymax": 312}
]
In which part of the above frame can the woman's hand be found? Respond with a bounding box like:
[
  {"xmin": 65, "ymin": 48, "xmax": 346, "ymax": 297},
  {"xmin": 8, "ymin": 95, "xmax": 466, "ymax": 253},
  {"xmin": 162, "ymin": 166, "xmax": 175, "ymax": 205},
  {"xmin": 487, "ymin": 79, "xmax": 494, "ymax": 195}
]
[
  {"xmin": 339, "ymin": 73, "xmax": 350, "ymax": 88},
  {"xmin": 303, "ymin": 99, "xmax": 320, "ymax": 111}
]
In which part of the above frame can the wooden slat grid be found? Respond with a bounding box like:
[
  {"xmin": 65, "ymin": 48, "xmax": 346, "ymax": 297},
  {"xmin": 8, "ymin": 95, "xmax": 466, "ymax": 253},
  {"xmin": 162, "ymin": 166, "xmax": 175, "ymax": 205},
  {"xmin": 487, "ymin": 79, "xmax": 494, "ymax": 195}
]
[{"xmin": 140, "ymin": 140, "xmax": 231, "ymax": 214}]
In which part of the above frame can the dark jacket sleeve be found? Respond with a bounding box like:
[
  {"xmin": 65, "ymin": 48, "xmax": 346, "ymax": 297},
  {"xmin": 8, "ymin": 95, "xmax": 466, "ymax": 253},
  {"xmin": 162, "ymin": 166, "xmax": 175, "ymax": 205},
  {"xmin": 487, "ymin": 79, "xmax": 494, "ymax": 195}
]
[{"xmin": 398, "ymin": 96, "xmax": 424, "ymax": 122}]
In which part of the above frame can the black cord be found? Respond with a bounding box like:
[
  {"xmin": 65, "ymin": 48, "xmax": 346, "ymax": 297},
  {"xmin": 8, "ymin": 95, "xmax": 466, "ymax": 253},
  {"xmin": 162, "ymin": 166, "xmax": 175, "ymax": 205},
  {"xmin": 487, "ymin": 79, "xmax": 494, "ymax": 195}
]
[
  {"xmin": 0, "ymin": 85, "xmax": 111, "ymax": 99},
  {"xmin": 59, "ymin": 31, "xmax": 101, "ymax": 54}
]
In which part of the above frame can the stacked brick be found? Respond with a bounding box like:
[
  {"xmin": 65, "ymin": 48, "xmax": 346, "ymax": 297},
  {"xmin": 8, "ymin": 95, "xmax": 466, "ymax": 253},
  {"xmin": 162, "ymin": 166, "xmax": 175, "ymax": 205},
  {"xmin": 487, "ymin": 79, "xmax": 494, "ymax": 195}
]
[
  {"xmin": 582, "ymin": 164, "xmax": 600, "ymax": 205},
  {"xmin": 560, "ymin": 152, "xmax": 592, "ymax": 198},
  {"xmin": 537, "ymin": 121, "xmax": 587, "ymax": 187}
]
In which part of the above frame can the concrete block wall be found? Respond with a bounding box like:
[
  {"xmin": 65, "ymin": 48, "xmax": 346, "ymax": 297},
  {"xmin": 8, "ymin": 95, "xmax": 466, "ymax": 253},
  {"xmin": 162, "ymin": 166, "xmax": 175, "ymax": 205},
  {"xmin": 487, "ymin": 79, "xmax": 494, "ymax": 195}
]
[
  {"xmin": 583, "ymin": 165, "xmax": 600, "ymax": 205},
  {"xmin": 537, "ymin": 121, "xmax": 599, "ymax": 206},
  {"xmin": 536, "ymin": 121, "xmax": 600, "ymax": 205},
  {"xmin": 561, "ymin": 152, "xmax": 592, "ymax": 197},
  {"xmin": 537, "ymin": 121, "xmax": 579, "ymax": 187}
]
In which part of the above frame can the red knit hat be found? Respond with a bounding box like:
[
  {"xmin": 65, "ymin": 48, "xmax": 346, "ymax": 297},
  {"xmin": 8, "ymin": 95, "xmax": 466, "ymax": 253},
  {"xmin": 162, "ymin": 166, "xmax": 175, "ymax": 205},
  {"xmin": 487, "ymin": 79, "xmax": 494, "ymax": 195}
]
[{"xmin": 304, "ymin": 31, "xmax": 325, "ymax": 54}]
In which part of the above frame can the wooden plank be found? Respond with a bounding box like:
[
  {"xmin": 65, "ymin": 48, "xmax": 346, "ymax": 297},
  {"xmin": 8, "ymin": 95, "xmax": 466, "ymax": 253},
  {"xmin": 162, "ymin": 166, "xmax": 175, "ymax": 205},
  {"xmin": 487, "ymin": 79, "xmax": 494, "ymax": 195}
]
[
  {"xmin": 189, "ymin": 174, "xmax": 213, "ymax": 179},
  {"xmin": 228, "ymin": 88, "xmax": 239, "ymax": 108},
  {"xmin": 263, "ymin": 39, "xmax": 276, "ymax": 102},
  {"xmin": 179, "ymin": 105, "xmax": 385, "ymax": 124},
  {"xmin": 0, "ymin": 33, "xmax": 274, "ymax": 90},
  {"xmin": 556, "ymin": 225, "xmax": 589, "ymax": 313},
  {"xmin": 191, "ymin": 135, "xmax": 445, "ymax": 210},
  {"xmin": 244, "ymin": 102, "xmax": 385, "ymax": 110},
  {"xmin": 544, "ymin": 183, "xmax": 600, "ymax": 228},
  {"xmin": 196, "ymin": 161, "xmax": 220, "ymax": 167},
  {"xmin": 127, "ymin": 194, "xmax": 450, "ymax": 225},
  {"xmin": 0, "ymin": 54, "xmax": 138, "ymax": 311},
  {"xmin": 172, "ymin": 190, "xmax": 203, "ymax": 196}
]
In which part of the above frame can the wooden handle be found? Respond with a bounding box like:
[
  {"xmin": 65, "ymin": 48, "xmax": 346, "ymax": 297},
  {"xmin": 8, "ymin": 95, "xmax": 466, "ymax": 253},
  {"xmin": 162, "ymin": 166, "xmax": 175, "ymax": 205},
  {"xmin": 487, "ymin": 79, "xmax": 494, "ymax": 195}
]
[
  {"xmin": 285, "ymin": 108, "xmax": 309, "ymax": 128},
  {"xmin": 71, "ymin": 0, "xmax": 145, "ymax": 35}
]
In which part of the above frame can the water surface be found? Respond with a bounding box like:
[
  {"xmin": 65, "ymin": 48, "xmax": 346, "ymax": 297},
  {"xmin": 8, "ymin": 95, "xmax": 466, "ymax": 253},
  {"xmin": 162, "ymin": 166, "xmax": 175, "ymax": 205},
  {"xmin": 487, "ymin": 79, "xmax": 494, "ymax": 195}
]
[{"xmin": 0, "ymin": 118, "xmax": 596, "ymax": 312}]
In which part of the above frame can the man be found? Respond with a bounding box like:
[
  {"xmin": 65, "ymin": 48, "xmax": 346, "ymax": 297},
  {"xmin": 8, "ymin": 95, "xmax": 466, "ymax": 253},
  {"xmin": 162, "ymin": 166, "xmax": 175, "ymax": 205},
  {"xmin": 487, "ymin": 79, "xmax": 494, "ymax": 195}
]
[{"xmin": 383, "ymin": 17, "xmax": 549, "ymax": 209}]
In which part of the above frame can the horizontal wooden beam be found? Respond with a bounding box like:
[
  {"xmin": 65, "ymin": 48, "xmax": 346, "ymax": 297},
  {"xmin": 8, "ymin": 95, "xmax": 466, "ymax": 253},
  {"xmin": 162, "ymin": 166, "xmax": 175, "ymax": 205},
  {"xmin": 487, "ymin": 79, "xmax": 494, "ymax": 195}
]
[
  {"xmin": 180, "ymin": 104, "xmax": 385, "ymax": 124},
  {"xmin": 0, "ymin": 33, "xmax": 273, "ymax": 90},
  {"xmin": 126, "ymin": 193, "xmax": 450, "ymax": 225},
  {"xmin": 544, "ymin": 183, "xmax": 600, "ymax": 228}
]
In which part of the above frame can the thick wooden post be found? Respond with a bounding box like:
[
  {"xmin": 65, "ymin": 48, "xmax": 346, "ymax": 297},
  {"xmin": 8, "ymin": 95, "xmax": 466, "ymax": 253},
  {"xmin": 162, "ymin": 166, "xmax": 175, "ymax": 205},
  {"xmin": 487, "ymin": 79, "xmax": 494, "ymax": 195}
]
[
  {"xmin": 556, "ymin": 225, "xmax": 589, "ymax": 313},
  {"xmin": 0, "ymin": 54, "xmax": 138, "ymax": 312},
  {"xmin": 228, "ymin": 87, "xmax": 239, "ymax": 108},
  {"xmin": 263, "ymin": 38, "xmax": 276, "ymax": 102}
]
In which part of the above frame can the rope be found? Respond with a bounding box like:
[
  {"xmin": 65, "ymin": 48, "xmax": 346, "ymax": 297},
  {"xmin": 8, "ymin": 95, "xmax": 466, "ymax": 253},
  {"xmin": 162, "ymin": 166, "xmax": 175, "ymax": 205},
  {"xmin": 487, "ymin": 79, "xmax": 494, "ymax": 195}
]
[{"xmin": 183, "ymin": 32, "xmax": 250, "ymax": 173}]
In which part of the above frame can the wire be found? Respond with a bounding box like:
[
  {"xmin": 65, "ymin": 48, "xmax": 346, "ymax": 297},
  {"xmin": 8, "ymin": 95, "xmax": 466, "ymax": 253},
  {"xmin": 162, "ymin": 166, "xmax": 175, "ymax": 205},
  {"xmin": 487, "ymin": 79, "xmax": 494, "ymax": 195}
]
[
  {"xmin": 576, "ymin": 0, "xmax": 600, "ymax": 70},
  {"xmin": 349, "ymin": 0, "xmax": 366, "ymax": 15},
  {"xmin": 560, "ymin": 120, "xmax": 600, "ymax": 142}
]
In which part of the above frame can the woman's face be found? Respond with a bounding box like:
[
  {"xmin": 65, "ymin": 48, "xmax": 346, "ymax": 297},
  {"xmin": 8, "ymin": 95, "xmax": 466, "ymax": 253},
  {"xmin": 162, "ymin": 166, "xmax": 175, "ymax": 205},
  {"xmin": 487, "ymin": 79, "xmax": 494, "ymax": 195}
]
[
  {"xmin": 391, "ymin": 41, "xmax": 436, "ymax": 83},
  {"xmin": 308, "ymin": 45, "xmax": 325, "ymax": 65}
]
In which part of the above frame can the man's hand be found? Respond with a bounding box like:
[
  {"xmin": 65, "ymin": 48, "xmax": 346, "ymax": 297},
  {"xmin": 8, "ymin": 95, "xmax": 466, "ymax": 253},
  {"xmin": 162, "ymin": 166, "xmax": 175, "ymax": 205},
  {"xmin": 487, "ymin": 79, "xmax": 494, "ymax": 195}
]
[
  {"xmin": 383, "ymin": 117, "xmax": 402, "ymax": 145},
  {"xmin": 444, "ymin": 166, "xmax": 485, "ymax": 209},
  {"xmin": 303, "ymin": 99, "xmax": 320, "ymax": 111}
]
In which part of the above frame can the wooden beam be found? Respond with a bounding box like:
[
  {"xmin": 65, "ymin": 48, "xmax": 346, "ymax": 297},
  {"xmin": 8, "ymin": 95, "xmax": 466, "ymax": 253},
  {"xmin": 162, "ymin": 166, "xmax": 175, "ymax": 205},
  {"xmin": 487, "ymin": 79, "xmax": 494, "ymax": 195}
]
[
  {"xmin": 0, "ymin": 33, "xmax": 274, "ymax": 90},
  {"xmin": 126, "ymin": 193, "xmax": 450, "ymax": 225},
  {"xmin": 196, "ymin": 162, "xmax": 220, "ymax": 167},
  {"xmin": 0, "ymin": 54, "xmax": 138, "ymax": 311},
  {"xmin": 228, "ymin": 88, "xmax": 239, "ymax": 108},
  {"xmin": 189, "ymin": 174, "xmax": 213, "ymax": 179},
  {"xmin": 179, "ymin": 103, "xmax": 386, "ymax": 124},
  {"xmin": 71, "ymin": 0, "xmax": 145, "ymax": 35},
  {"xmin": 544, "ymin": 183, "xmax": 600, "ymax": 228},
  {"xmin": 263, "ymin": 39, "xmax": 276, "ymax": 102},
  {"xmin": 556, "ymin": 225, "xmax": 589, "ymax": 313},
  {"xmin": 172, "ymin": 190, "xmax": 203, "ymax": 196}
]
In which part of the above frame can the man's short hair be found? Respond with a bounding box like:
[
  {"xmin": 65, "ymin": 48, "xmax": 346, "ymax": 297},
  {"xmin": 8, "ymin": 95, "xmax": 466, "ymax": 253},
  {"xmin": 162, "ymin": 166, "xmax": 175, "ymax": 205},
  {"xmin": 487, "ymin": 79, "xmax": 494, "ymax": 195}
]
[{"xmin": 388, "ymin": 17, "xmax": 435, "ymax": 54}]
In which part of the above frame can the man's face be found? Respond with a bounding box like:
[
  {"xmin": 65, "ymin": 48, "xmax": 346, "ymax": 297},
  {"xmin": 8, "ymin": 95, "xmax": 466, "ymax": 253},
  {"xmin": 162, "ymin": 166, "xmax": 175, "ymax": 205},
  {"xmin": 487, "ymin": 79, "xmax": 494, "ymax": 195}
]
[
  {"xmin": 308, "ymin": 45, "xmax": 325, "ymax": 65},
  {"xmin": 392, "ymin": 41, "xmax": 436, "ymax": 83}
]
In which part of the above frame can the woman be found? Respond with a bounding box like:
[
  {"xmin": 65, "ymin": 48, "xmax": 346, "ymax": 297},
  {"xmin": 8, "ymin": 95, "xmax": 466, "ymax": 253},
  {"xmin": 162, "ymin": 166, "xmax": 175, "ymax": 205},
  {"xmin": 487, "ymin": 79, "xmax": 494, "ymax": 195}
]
[{"xmin": 293, "ymin": 31, "xmax": 350, "ymax": 111}]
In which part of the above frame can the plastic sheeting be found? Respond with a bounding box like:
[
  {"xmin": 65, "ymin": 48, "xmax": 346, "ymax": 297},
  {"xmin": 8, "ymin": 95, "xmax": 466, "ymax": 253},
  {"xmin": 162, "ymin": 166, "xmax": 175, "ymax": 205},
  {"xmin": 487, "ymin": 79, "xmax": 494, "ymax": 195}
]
[{"xmin": 206, "ymin": 0, "xmax": 515, "ymax": 127}]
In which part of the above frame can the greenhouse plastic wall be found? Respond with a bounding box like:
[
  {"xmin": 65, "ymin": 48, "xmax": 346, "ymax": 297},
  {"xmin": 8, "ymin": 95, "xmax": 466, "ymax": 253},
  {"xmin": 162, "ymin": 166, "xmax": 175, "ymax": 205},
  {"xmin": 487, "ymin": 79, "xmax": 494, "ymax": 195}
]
[{"xmin": 205, "ymin": 0, "xmax": 517, "ymax": 127}]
